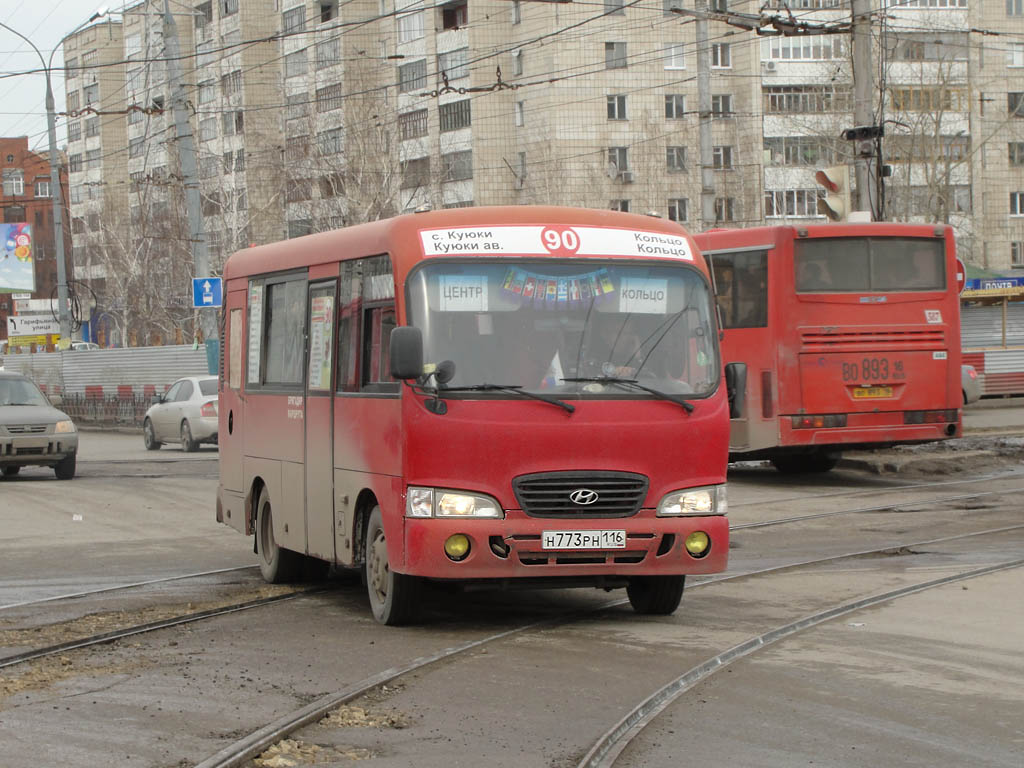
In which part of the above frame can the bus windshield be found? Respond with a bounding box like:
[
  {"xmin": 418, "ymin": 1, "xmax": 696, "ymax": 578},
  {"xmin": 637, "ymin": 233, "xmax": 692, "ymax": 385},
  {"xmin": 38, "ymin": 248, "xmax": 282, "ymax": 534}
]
[
  {"xmin": 406, "ymin": 260, "xmax": 719, "ymax": 397},
  {"xmin": 795, "ymin": 237, "xmax": 945, "ymax": 293}
]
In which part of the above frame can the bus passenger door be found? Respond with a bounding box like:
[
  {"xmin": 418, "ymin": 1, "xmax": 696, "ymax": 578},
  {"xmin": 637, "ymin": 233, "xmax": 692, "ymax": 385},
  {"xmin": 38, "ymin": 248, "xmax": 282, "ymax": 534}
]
[
  {"xmin": 304, "ymin": 281, "xmax": 337, "ymax": 561},
  {"xmin": 220, "ymin": 290, "xmax": 247, "ymax": 493}
]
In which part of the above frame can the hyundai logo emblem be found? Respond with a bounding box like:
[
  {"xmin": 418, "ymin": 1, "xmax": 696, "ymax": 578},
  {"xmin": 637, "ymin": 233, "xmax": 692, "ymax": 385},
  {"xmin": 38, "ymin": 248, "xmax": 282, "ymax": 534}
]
[{"xmin": 569, "ymin": 488, "xmax": 599, "ymax": 505}]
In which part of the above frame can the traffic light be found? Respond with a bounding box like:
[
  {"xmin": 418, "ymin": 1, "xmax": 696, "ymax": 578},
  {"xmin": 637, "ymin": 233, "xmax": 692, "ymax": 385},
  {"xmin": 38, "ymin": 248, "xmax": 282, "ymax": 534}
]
[{"xmin": 815, "ymin": 165, "xmax": 850, "ymax": 222}]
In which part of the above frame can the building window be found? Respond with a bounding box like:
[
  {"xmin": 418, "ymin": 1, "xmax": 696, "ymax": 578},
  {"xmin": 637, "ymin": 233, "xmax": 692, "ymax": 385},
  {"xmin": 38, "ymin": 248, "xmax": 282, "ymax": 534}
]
[
  {"xmin": 668, "ymin": 198, "xmax": 688, "ymax": 222},
  {"xmin": 713, "ymin": 146, "xmax": 734, "ymax": 169},
  {"xmin": 283, "ymin": 6, "xmax": 306, "ymax": 33},
  {"xmin": 607, "ymin": 94, "xmax": 627, "ymax": 120},
  {"xmin": 65, "ymin": 56, "xmax": 79, "ymax": 78},
  {"xmin": 515, "ymin": 100, "xmax": 525, "ymax": 127},
  {"xmin": 438, "ymin": 48, "xmax": 469, "ymax": 81},
  {"xmin": 890, "ymin": 87, "xmax": 966, "ymax": 112},
  {"xmin": 711, "ymin": 94, "xmax": 733, "ymax": 115},
  {"xmin": 235, "ymin": 149, "xmax": 245, "ymax": 171},
  {"xmin": 316, "ymin": 38, "xmax": 341, "ymax": 68},
  {"xmin": 34, "ymin": 179, "xmax": 51, "ymax": 198},
  {"xmin": 608, "ymin": 146, "xmax": 629, "ymax": 174},
  {"xmin": 764, "ymin": 85, "xmax": 851, "ymax": 113},
  {"xmin": 1011, "ymin": 192, "xmax": 1024, "ymax": 215},
  {"xmin": 441, "ymin": 150, "xmax": 473, "ymax": 181},
  {"xmin": 2, "ymin": 170, "xmax": 24, "ymax": 196},
  {"xmin": 318, "ymin": 127, "xmax": 344, "ymax": 155},
  {"xmin": 67, "ymin": 91, "xmax": 80, "ymax": 112},
  {"xmin": 439, "ymin": 99, "xmax": 472, "ymax": 132},
  {"xmin": 286, "ymin": 178, "xmax": 313, "ymax": 203},
  {"xmin": 69, "ymin": 154, "xmax": 83, "ymax": 173},
  {"xmin": 221, "ymin": 70, "xmax": 243, "ymax": 98},
  {"xmin": 1010, "ymin": 43, "xmax": 1024, "ymax": 67},
  {"xmin": 68, "ymin": 121, "xmax": 82, "ymax": 142},
  {"xmin": 198, "ymin": 80, "xmax": 216, "ymax": 104},
  {"xmin": 513, "ymin": 0, "xmax": 522, "ymax": 22},
  {"xmin": 399, "ymin": 108, "xmax": 429, "ymax": 140},
  {"xmin": 83, "ymin": 83, "xmax": 99, "ymax": 105},
  {"xmin": 714, "ymin": 197, "xmax": 735, "ymax": 222},
  {"xmin": 222, "ymin": 111, "xmax": 236, "ymax": 136},
  {"xmin": 129, "ymin": 138, "xmax": 145, "ymax": 158},
  {"xmin": 196, "ymin": 2, "xmax": 213, "ymax": 28},
  {"xmin": 765, "ymin": 189, "xmax": 824, "ymax": 217},
  {"xmin": 665, "ymin": 94, "xmax": 686, "ymax": 118},
  {"xmin": 399, "ymin": 59, "xmax": 427, "ymax": 93},
  {"xmin": 512, "ymin": 49, "xmax": 523, "ymax": 76},
  {"xmin": 440, "ymin": 0, "xmax": 468, "ymax": 29},
  {"xmin": 316, "ymin": 83, "xmax": 344, "ymax": 112},
  {"xmin": 664, "ymin": 0, "xmax": 684, "ymax": 14},
  {"xmin": 70, "ymin": 185, "xmax": 83, "ymax": 204},
  {"xmin": 885, "ymin": 31, "xmax": 969, "ymax": 62},
  {"xmin": 200, "ymin": 117, "xmax": 217, "ymax": 141},
  {"xmin": 397, "ymin": 0, "xmax": 425, "ymax": 43},
  {"xmin": 1012, "ymin": 242, "xmax": 1024, "ymax": 267},
  {"xmin": 1010, "ymin": 92, "xmax": 1024, "ymax": 117},
  {"xmin": 664, "ymin": 43, "xmax": 685, "ymax": 69},
  {"xmin": 400, "ymin": 156, "xmax": 431, "ymax": 189},
  {"xmin": 84, "ymin": 117, "xmax": 99, "ymax": 138},
  {"xmin": 605, "ymin": 0, "xmax": 624, "ymax": 14},
  {"xmin": 86, "ymin": 149, "xmax": 101, "ymax": 169},
  {"xmin": 762, "ymin": 35, "xmax": 844, "ymax": 60},
  {"xmin": 222, "ymin": 0, "xmax": 238, "ymax": 16},
  {"xmin": 763, "ymin": 136, "xmax": 835, "ymax": 166},
  {"xmin": 605, "ymin": 42, "xmax": 627, "ymax": 69},
  {"xmin": 285, "ymin": 49, "xmax": 307, "ymax": 78},
  {"xmin": 712, "ymin": 43, "xmax": 731, "ymax": 67},
  {"xmin": 667, "ymin": 146, "xmax": 687, "ymax": 172},
  {"xmin": 609, "ymin": 199, "xmax": 630, "ymax": 212},
  {"xmin": 1010, "ymin": 142, "xmax": 1024, "ymax": 166},
  {"xmin": 1011, "ymin": 0, "xmax": 1024, "ymax": 14}
]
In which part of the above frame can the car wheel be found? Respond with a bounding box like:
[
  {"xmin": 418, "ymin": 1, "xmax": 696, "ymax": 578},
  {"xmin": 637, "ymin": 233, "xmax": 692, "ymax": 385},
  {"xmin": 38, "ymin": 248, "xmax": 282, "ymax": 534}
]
[
  {"xmin": 255, "ymin": 486, "xmax": 302, "ymax": 583},
  {"xmin": 2, "ymin": 466, "xmax": 21, "ymax": 477},
  {"xmin": 181, "ymin": 420, "xmax": 199, "ymax": 452},
  {"xmin": 627, "ymin": 575, "xmax": 685, "ymax": 615},
  {"xmin": 143, "ymin": 418, "xmax": 162, "ymax": 450},
  {"xmin": 365, "ymin": 506, "xmax": 422, "ymax": 625},
  {"xmin": 54, "ymin": 453, "xmax": 76, "ymax": 480}
]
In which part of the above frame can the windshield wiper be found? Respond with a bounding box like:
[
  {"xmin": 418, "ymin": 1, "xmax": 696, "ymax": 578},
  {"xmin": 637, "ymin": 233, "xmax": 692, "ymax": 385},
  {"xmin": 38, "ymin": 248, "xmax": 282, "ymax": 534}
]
[
  {"xmin": 439, "ymin": 384, "xmax": 575, "ymax": 414},
  {"xmin": 560, "ymin": 377, "xmax": 694, "ymax": 413},
  {"xmin": 6, "ymin": 402, "xmax": 41, "ymax": 406}
]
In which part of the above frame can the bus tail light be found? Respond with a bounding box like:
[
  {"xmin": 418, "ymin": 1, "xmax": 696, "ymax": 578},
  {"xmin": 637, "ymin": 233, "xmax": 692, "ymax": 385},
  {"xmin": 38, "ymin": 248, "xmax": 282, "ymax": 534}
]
[
  {"xmin": 791, "ymin": 414, "xmax": 847, "ymax": 429},
  {"xmin": 904, "ymin": 409, "xmax": 958, "ymax": 425}
]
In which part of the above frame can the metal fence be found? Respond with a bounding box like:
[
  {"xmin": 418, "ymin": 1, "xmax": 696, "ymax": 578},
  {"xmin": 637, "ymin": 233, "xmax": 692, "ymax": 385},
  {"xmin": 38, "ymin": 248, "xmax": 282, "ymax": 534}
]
[{"xmin": 59, "ymin": 392, "xmax": 152, "ymax": 426}]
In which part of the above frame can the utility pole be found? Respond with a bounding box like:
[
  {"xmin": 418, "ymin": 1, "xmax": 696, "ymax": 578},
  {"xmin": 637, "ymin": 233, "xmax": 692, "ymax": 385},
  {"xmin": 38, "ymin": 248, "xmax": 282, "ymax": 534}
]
[
  {"xmin": 162, "ymin": 0, "xmax": 214, "ymax": 344},
  {"xmin": 851, "ymin": 0, "xmax": 873, "ymax": 216},
  {"xmin": 695, "ymin": 0, "xmax": 715, "ymax": 229}
]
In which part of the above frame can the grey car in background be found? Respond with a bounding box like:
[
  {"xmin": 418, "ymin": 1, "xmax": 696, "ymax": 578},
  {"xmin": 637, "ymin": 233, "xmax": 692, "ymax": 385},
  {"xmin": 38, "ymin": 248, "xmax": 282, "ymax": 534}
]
[
  {"xmin": 962, "ymin": 364, "xmax": 981, "ymax": 405},
  {"xmin": 0, "ymin": 371, "xmax": 79, "ymax": 479},
  {"xmin": 142, "ymin": 375, "xmax": 219, "ymax": 452}
]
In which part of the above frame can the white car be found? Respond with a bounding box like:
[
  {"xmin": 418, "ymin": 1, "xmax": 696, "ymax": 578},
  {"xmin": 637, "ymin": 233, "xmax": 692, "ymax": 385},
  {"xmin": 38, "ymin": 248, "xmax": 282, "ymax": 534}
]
[
  {"xmin": 142, "ymin": 375, "xmax": 219, "ymax": 452},
  {"xmin": 962, "ymin": 364, "xmax": 981, "ymax": 405},
  {"xmin": 70, "ymin": 341, "xmax": 100, "ymax": 351}
]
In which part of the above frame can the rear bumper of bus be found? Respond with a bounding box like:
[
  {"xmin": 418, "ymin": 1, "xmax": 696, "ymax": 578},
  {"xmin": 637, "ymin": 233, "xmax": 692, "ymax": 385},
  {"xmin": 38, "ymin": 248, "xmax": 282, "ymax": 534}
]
[
  {"xmin": 401, "ymin": 513, "xmax": 728, "ymax": 580},
  {"xmin": 781, "ymin": 419, "xmax": 960, "ymax": 448}
]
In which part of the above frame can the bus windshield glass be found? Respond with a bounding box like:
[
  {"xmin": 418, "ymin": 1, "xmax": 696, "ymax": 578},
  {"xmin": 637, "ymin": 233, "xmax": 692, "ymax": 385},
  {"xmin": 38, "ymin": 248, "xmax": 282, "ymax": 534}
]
[
  {"xmin": 794, "ymin": 237, "xmax": 945, "ymax": 293},
  {"xmin": 406, "ymin": 260, "xmax": 719, "ymax": 397}
]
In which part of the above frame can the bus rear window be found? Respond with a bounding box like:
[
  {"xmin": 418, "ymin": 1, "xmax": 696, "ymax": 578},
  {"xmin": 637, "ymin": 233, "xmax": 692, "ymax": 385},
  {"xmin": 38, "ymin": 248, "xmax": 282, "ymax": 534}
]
[{"xmin": 795, "ymin": 238, "xmax": 945, "ymax": 293}]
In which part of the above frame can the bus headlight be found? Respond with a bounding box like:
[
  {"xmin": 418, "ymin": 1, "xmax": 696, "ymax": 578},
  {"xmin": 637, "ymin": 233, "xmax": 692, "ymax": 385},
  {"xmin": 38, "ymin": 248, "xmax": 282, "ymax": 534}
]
[
  {"xmin": 406, "ymin": 487, "xmax": 504, "ymax": 518},
  {"xmin": 657, "ymin": 485, "xmax": 727, "ymax": 516}
]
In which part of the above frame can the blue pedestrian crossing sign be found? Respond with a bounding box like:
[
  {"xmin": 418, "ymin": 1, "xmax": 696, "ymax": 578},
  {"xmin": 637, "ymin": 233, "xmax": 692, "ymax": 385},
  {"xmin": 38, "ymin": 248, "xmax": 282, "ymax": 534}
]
[{"xmin": 192, "ymin": 277, "xmax": 223, "ymax": 308}]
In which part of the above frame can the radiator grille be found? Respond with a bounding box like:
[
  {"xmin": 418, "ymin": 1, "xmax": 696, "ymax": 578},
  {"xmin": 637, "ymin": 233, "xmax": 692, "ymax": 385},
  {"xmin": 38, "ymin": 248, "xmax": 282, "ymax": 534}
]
[
  {"xmin": 5, "ymin": 424, "xmax": 48, "ymax": 435},
  {"xmin": 512, "ymin": 471, "xmax": 648, "ymax": 518},
  {"xmin": 801, "ymin": 328, "xmax": 945, "ymax": 352}
]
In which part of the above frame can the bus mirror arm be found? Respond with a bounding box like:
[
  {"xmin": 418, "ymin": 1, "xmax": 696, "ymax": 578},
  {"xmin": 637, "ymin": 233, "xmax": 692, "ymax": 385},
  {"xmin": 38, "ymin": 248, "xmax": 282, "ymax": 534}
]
[{"xmin": 724, "ymin": 362, "xmax": 747, "ymax": 419}]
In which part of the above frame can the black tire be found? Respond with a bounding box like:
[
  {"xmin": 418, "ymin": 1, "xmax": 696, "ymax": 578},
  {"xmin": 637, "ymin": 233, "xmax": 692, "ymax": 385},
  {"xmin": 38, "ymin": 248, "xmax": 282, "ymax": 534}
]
[
  {"xmin": 364, "ymin": 506, "xmax": 422, "ymax": 625},
  {"xmin": 627, "ymin": 575, "xmax": 685, "ymax": 615},
  {"xmin": 770, "ymin": 450, "xmax": 840, "ymax": 474},
  {"xmin": 181, "ymin": 420, "xmax": 199, "ymax": 452},
  {"xmin": 54, "ymin": 453, "xmax": 76, "ymax": 480},
  {"xmin": 255, "ymin": 486, "xmax": 302, "ymax": 583},
  {"xmin": 2, "ymin": 465, "xmax": 21, "ymax": 477},
  {"xmin": 143, "ymin": 418, "xmax": 162, "ymax": 450}
]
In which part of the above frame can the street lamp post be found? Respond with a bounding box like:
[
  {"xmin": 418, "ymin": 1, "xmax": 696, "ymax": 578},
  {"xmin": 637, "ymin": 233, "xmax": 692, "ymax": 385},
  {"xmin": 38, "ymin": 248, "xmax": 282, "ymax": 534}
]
[{"xmin": 1, "ymin": 9, "xmax": 108, "ymax": 346}]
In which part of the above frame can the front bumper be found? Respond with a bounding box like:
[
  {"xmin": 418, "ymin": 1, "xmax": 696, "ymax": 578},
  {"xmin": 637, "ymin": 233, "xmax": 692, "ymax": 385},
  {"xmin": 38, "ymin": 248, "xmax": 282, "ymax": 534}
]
[
  {"xmin": 0, "ymin": 432, "xmax": 78, "ymax": 467},
  {"xmin": 402, "ymin": 511, "xmax": 728, "ymax": 580}
]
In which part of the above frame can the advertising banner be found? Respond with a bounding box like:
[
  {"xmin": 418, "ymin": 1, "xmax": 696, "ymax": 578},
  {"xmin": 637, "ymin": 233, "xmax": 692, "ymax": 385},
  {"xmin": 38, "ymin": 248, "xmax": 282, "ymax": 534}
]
[{"xmin": 0, "ymin": 223, "xmax": 35, "ymax": 293}]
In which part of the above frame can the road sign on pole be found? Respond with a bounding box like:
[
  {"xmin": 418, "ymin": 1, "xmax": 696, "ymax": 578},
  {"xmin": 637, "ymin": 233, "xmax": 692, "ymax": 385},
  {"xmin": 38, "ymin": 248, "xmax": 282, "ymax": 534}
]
[
  {"xmin": 956, "ymin": 257, "xmax": 966, "ymax": 295},
  {"xmin": 192, "ymin": 277, "xmax": 223, "ymax": 308}
]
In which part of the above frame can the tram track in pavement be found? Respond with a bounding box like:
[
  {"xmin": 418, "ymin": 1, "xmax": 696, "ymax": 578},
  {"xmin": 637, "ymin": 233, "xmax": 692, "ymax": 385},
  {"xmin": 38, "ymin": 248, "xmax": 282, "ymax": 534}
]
[{"xmin": 191, "ymin": 518, "xmax": 1024, "ymax": 768}]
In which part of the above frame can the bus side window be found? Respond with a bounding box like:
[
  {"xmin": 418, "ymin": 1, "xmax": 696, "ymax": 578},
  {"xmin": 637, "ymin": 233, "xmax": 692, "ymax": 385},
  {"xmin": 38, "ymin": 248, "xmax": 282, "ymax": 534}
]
[
  {"xmin": 361, "ymin": 306, "xmax": 399, "ymax": 393},
  {"xmin": 337, "ymin": 255, "xmax": 397, "ymax": 394},
  {"xmin": 337, "ymin": 262, "xmax": 361, "ymax": 392},
  {"xmin": 713, "ymin": 250, "xmax": 768, "ymax": 329}
]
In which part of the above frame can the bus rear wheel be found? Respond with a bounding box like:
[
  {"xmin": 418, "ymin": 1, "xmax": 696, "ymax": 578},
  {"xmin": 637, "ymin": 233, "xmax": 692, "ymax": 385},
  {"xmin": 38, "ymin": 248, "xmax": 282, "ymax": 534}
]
[
  {"xmin": 770, "ymin": 450, "xmax": 840, "ymax": 474},
  {"xmin": 627, "ymin": 574, "xmax": 685, "ymax": 615},
  {"xmin": 256, "ymin": 487, "xmax": 302, "ymax": 583},
  {"xmin": 365, "ymin": 506, "xmax": 422, "ymax": 626}
]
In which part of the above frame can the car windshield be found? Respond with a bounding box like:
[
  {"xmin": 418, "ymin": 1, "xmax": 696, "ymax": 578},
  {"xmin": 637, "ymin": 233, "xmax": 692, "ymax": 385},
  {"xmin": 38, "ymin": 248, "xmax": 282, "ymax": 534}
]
[
  {"xmin": 0, "ymin": 378, "xmax": 50, "ymax": 407},
  {"xmin": 406, "ymin": 260, "xmax": 719, "ymax": 397},
  {"xmin": 199, "ymin": 379, "xmax": 218, "ymax": 396}
]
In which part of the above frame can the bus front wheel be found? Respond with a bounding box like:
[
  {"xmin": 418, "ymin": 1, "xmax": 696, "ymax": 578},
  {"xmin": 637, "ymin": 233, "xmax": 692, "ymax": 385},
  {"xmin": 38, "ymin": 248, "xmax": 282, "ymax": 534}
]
[
  {"xmin": 627, "ymin": 574, "xmax": 685, "ymax": 615},
  {"xmin": 256, "ymin": 487, "xmax": 302, "ymax": 583},
  {"xmin": 365, "ymin": 506, "xmax": 422, "ymax": 626}
]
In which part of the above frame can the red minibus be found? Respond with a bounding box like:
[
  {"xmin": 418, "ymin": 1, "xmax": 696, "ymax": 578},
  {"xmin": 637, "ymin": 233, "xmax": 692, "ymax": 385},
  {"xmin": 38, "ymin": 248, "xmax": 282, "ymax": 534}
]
[
  {"xmin": 216, "ymin": 206, "xmax": 729, "ymax": 624},
  {"xmin": 693, "ymin": 223, "xmax": 962, "ymax": 473}
]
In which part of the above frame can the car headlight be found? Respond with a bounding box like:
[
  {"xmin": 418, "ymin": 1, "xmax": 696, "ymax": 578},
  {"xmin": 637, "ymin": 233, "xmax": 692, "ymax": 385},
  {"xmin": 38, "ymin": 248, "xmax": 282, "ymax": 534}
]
[
  {"xmin": 657, "ymin": 484, "xmax": 727, "ymax": 516},
  {"xmin": 406, "ymin": 487, "xmax": 503, "ymax": 518},
  {"xmin": 54, "ymin": 420, "xmax": 76, "ymax": 434}
]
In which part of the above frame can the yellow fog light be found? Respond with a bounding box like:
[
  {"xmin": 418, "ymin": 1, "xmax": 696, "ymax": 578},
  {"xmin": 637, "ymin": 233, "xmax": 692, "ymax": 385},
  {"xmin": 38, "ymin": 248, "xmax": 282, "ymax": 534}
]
[
  {"xmin": 444, "ymin": 534, "xmax": 471, "ymax": 561},
  {"xmin": 684, "ymin": 531, "xmax": 710, "ymax": 558}
]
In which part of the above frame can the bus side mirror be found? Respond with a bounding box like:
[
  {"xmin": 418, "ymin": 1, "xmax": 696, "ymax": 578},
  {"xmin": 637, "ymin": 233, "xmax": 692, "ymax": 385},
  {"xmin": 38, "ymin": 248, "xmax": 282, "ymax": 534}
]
[
  {"xmin": 724, "ymin": 362, "xmax": 747, "ymax": 419},
  {"xmin": 390, "ymin": 326, "xmax": 424, "ymax": 380}
]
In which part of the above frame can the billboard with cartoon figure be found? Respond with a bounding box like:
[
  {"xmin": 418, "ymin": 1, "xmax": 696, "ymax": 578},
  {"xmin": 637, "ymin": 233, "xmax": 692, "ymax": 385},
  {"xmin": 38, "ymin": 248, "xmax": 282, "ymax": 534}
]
[{"xmin": 1, "ymin": 223, "xmax": 35, "ymax": 293}]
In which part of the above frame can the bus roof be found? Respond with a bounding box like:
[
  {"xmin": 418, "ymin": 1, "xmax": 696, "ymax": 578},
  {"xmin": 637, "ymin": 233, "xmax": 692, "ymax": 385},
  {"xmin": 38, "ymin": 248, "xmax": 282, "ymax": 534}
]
[
  {"xmin": 694, "ymin": 222, "xmax": 953, "ymax": 251},
  {"xmin": 222, "ymin": 206, "xmax": 701, "ymax": 282}
]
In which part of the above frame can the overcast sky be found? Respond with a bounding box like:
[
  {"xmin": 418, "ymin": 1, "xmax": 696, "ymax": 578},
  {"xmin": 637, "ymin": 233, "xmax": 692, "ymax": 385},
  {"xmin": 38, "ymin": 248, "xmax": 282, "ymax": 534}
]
[{"xmin": 0, "ymin": 0, "xmax": 121, "ymax": 153}]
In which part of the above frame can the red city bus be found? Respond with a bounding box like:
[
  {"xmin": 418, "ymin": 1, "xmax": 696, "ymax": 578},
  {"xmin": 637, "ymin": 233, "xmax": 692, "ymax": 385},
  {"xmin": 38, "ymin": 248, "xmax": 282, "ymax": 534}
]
[
  {"xmin": 693, "ymin": 222, "xmax": 962, "ymax": 474},
  {"xmin": 216, "ymin": 206, "xmax": 729, "ymax": 624}
]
